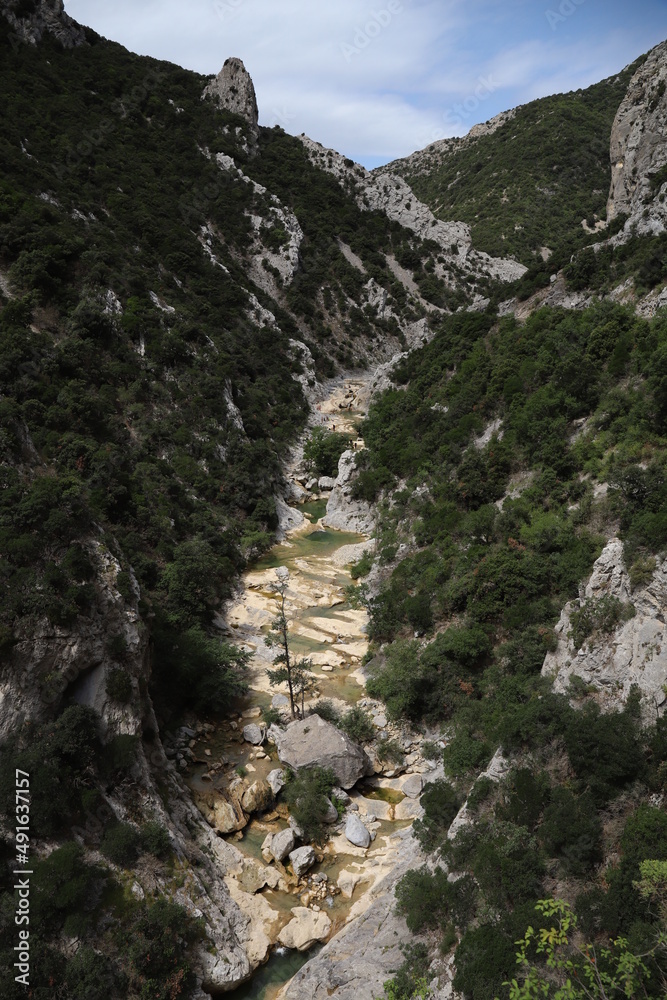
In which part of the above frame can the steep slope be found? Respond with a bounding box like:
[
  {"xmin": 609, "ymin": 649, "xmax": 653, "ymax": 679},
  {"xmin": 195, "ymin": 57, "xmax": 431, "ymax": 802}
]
[{"xmin": 385, "ymin": 59, "xmax": 645, "ymax": 266}]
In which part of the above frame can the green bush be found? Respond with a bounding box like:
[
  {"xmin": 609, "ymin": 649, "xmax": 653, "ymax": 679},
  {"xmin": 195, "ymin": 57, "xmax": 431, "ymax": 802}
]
[
  {"xmin": 303, "ymin": 427, "xmax": 350, "ymax": 477},
  {"xmin": 412, "ymin": 779, "xmax": 462, "ymax": 850},
  {"xmin": 340, "ymin": 705, "xmax": 375, "ymax": 744},
  {"xmin": 452, "ymin": 922, "xmax": 517, "ymax": 1000},
  {"xmin": 105, "ymin": 667, "xmax": 132, "ymax": 703},
  {"xmin": 563, "ymin": 698, "xmax": 643, "ymax": 804},
  {"xmin": 395, "ymin": 865, "xmax": 454, "ymax": 932},
  {"xmin": 100, "ymin": 822, "xmax": 141, "ymax": 866},
  {"xmin": 140, "ymin": 821, "xmax": 172, "ymax": 859},
  {"xmin": 283, "ymin": 766, "xmax": 336, "ymax": 845},
  {"xmin": 540, "ymin": 787, "xmax": 602, "ymax": 876},
  {"xmin": 495, "ymin": 768, "xmax": 550, "ymax": 830},
  {"xmin": 31, "ymin": 843, "xmax": 103, "ymax": 933}
]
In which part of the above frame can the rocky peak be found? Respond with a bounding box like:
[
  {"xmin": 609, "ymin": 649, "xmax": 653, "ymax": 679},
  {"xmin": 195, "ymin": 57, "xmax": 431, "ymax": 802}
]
[
  {"xmin": 607, "ymin": 41, "xmax": 667, "ymax": 237},
  {"xmin": 0, "ymin": 0, "xmax": 86, "ymax": 48},
  {"xmin": 204, "ymin": 56, "xmax": 259, "ymax": 151}
]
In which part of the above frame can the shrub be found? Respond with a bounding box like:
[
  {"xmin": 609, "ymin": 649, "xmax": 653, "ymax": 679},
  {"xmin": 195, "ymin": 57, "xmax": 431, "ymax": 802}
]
[
  {"xmin": 31, "ymin": 843, "xmax": 103, "ymax": 933},
  {"xmin": 283, "ymin": 766, "xmax": 336, "ymax": 844},
  {"xmin": 395, "ymin": 865, "xmax": 454, "ymax": 932},
  {"xmin": 452, "ymin": 923, "xmax": 517, "ymax": 1000},
  {"xmin": 100, "ymin": 822, "xmax": 141, "ymax": 866},
  {"xmin": 64, "ymin": 946, "xmax": 117, "ymax": 1000},
  {"xmin": 495, "ymin": 768, "xmax": 550, "ymax": 830},
  {"xmin": 140, "ymin": 821, "xmax": 172, "ymax": 859},
  {"xmin": 303, "ymin": 427, "xmax": 350, "ymax": 477},
  {"xmin": 105, "ymin": 667, "xmax": 132, "ymax": 703},
  {"xmin": 569, "ymin": 595, "xmax": 634, "ymax": 649},
  {"xmin": 376, "ymin": 736, "xmax": 405, "ymax": 766},
  {"xmin": 412, "ymin": 779, "xmax": 462, "ymax": 850},
  {"xmin": 311, "ymin": 699, "xmax": 341, "ymax": 726},
  {"xmin": 563, "ymin": 699, "xmax": 643, "ymax": 804},
  {"xmin": 340, "ymin": 705, "xmax": 375, "ymax": 744},
  {"xmin": 540, "ymin": 787, "xmax": 602, "ymax": 875}
]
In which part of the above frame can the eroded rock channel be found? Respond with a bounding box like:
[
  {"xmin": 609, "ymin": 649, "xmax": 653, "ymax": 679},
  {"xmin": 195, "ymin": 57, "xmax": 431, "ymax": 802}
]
[{"xmin": 177, "ymin": 376, "xmax": 437, "ymax": 998}]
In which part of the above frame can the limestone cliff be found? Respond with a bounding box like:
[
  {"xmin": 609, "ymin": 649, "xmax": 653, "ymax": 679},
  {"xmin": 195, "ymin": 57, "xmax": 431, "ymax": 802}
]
[
  {"xmin": 204, "ymin": 56, "xmax": 259, "ymax": 153},
  {"xmin": 607, "ymin": 41, "xmax": 667, "ymax": 237},
  {"xmin": 542, "ymin": 538, "xmax": 667, "ymax": 718},
  {"xmin": 0, "ymin": 0, "xmax": 86, "ymax": 48}
]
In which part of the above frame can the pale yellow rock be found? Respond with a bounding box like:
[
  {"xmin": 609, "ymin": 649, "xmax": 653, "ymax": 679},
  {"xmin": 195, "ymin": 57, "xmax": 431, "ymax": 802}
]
[{"xmin": 277, "ymin": 907, "xmax": 332, "ymax": 951}]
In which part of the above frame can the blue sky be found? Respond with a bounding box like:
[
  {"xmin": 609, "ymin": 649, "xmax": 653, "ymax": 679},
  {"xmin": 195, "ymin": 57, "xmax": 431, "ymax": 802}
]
[{"xmin": 64, "ymin": 0, "xmax": 666, "ymax": 168}]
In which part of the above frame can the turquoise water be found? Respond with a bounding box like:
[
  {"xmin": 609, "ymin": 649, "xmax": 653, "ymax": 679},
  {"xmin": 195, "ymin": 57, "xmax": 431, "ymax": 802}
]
[{"xmin": 228, "ymin": 945, "xmax": 322, "ymax": 999}]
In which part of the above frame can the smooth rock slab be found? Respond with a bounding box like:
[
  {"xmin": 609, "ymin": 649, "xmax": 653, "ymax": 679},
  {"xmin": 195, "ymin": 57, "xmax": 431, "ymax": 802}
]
[
  {"xmin": 278, "ymin": 907, "xmax": 331, "ymax": 951},
  {"xmin": 272, "ymin": 714, "xmax": 373, "ymax": 789},
  {"xmin": 344, "ymin": 814, "xmax": 371, "ymax": 848},
  {"xmin": 289, "ymin": 846, "xmax": 316, "ymax": 877},
  {"xmin": 271, "ymin": 693, "xmax": 290, "ymax": 708}
]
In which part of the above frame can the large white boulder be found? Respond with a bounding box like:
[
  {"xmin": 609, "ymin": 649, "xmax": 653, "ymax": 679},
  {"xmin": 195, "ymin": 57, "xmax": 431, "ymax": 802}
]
[
  {"xmin": 272, "ymin": 714, "xmax": 373, "ymax": 789},
  {"xmin": 278, "ymin": 907, "xmax": 331, "ymax": 951}
]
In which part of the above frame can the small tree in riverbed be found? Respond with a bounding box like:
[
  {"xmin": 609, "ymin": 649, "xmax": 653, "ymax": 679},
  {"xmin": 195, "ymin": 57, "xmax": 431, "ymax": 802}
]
[{"xmin": 265, "ymin": 583, "xmax": 314, "ymax": 719}]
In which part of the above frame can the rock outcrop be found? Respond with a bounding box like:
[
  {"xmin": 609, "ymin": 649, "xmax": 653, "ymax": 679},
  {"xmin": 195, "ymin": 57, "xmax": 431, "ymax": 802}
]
[
  {"xmin": 322, "ymin": 451, "xmax": 375, "ymax": 535},
  {"xmin": 299, "ymin": 135, "xmax": 526, "ymax": 284},
  {"xmin": 541, "ymin": 539, "xmax": 667, "ymax": 717},
  {"xmin": 278, "ymin": 907, "xmax": 332, "ymax": 951},
  {"xmin": 272, "ymin": 714, "xmax": 373, "ymax": 789},
  {"xmin": 607, "ymin": 42, "xmax": 667, "ymax": 237},
  {"xmin": 204, "ymin": 56, "xmax": 259, "ymax": 152},
  {"xmin": 0, "ymin": 0, "xmax": 86, "ymax": 48}
]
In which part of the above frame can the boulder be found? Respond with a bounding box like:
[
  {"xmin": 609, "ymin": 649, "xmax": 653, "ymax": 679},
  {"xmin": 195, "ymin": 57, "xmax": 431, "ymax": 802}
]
[
  {"xmin": 193, "ymin": 789, "xmax": 246, "ymax": 834},
  {"xmin": 242, "ymin": 723, "xmax": 265, "ymax": 746},
  {"xmin": 271, "ymin": 693, "xmax": 290, "ymax": 709},
  {"xmin": 289, "ymin": 846, "xmax": 316, "ymax": 877},
  {"xmin": 277, "ymin": 907, "xmax": 331, "ymax": 951},
  {"xmin": 318, "ymin": 476, "xmax": 336, "ymax": 490},
  {"xmin": 401, "ymin": 774, "xmax": 423, "ymax": 799},
  {"xmin": 331, "ymin": 786, "xmax": 351, "ymax": 806},
  {"xmin": 272, "ymin": 714, "xmax": 373, "ymax": 789},
  {"xmin": 267, "ymin": 768, "xmax": 286, "ymax": 796},
  {"xmin": 240, "ymin": 780, "xmax": 274, "ymax": 814},
  {"xmin": 344, "ymin": 814, "xmax": 371, "ymax": 849},
  {"xmin": 322, "ymin": 798, "xmax": 339, "ymax": 824},
  {"xmin": 270, "ymin": 828, "xmax": 296, "ymax": 862}
]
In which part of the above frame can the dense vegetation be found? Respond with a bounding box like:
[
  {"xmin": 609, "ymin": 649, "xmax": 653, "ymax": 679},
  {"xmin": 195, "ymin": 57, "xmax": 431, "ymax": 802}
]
[
  {"xmin": 348, "ymin": 303, "xmax": 667, "ymax": 998},
  {"xmin": 390, "ymin": 62, "xmax": 644, "ymax": 265}
]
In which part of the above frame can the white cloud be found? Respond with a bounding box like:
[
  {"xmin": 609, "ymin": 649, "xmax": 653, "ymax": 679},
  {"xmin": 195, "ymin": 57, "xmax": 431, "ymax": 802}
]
[{"xmin": 64, "ymin": 0, "xmax": 666, "ymax": 166}]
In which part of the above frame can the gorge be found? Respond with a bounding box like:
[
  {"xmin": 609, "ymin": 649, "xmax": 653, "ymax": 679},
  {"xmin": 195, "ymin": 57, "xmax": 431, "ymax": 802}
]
[{"xmin": 0, "ymin": 3, "xmax": 666, "ymax": 999}]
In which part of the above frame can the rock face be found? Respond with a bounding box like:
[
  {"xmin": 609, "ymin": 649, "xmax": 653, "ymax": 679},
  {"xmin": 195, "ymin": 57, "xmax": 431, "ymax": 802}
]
[
  {"xmin": 322, "ymin": 451, "xmax": 375, "ymax": 534},
  {"xmin": 299, "ymin": 136, "xmax": 526, "ymax": 284},
  {"xmin": 203, "ymin": 57, "xmax": 259, "ymax": 151},
  {"xmin": 541, "ymin": 539, "xmax": 667, "ymax": 717},
  {"xmin": 607, "ymin": 42, "xmax": 667, "ymax": 237},
  {"xmin": 278, "ymin": 907, "xmax": 332, "ymax": 951},
  {"xmin": 273, "ymin": 715, "xmax": 373, "ymax": 789},
  {"xmin": 278, "ymin": 829, "xmax": 423, "ymax": 1000},
  {"xmin": 0, "ymin": 0, "xmax": 86, "ymax": 48},
  {"xmin": 344, "ymin": 813, "xmax": 371, "ymax": 848}
]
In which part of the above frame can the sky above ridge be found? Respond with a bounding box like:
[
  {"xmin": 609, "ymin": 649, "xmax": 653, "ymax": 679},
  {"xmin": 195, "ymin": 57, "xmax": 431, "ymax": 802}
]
[{"xmin": 64, "ymin": 0, "xmax": 666, "ymax": 169}]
